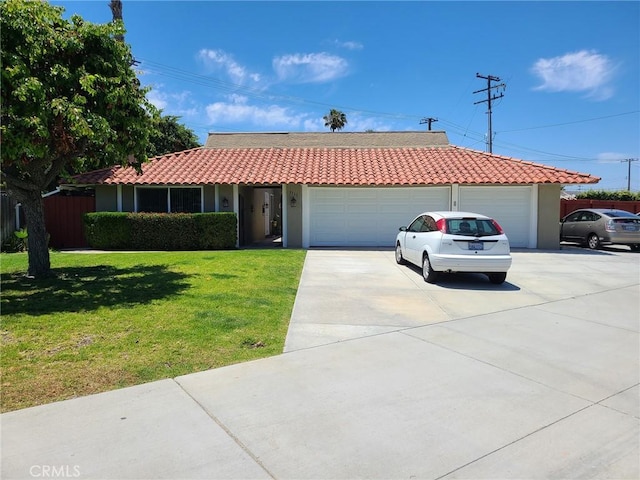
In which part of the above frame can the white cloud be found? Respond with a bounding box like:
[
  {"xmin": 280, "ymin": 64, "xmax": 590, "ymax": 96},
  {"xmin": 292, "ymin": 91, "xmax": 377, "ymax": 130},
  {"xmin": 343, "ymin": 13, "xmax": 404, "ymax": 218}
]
[
  {"xmin": 531, "ymin": 50, "xmax": 616, "ymax": 100},
  {"xmin": 205, "ymin": 94, "xmax": 307, "ymax": 128},
  {"xmin": 146, "ymin": 87, "xmax": 198, "ymax": 117},
  {"xmin": 597, "ymin": 152, "xmax": 628, "ymax": 163},
  {"xmin": 147, "ymin": 89, "xmax": 168, "ymax": 110},
  {"xmin": 333, "ymin": 39, "xmax": 364, "ymax": 51},
  {"xmin": 273, "ymin": 52, "xmax": 349, "ymax": 84},
  {"xmin": 198, "ymin": 49, "xmax": 261, "ymax": 85}
]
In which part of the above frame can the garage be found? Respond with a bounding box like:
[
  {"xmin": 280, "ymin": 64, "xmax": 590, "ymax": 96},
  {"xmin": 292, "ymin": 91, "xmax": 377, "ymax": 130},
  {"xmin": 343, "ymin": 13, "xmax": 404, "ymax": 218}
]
[
  {"xmin": 459, "ymin": 186, "xmax": 534, "ymax": 248},
  {"xmin": 308, "ymin": 187, "xmax": 450, "ymax": 247}
]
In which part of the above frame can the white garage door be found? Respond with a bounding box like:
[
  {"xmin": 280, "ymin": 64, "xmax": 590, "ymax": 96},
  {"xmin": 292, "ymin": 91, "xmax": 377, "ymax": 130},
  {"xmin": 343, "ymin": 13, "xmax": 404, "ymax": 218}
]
[
  {"xmin": 309, "ymin": 187, "xmax": 450, "ymax": 247},
  {"xmin": 459, "ymin": 186, "xmax": 533, "ymax": 248}
]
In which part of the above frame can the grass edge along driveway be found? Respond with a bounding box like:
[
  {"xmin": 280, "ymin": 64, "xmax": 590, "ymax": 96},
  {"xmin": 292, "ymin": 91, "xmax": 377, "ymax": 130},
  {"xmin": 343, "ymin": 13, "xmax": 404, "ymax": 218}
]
[{"xmin": 0, "ymin": 249, "xmax": 306, "ymax": 412}]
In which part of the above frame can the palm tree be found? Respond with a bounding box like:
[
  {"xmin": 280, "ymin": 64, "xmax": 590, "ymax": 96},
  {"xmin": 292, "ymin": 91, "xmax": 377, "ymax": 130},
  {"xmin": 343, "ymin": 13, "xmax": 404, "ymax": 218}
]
[{"xmin": 323, "ymin": 109, "xmax": 347, "ymax": 132}]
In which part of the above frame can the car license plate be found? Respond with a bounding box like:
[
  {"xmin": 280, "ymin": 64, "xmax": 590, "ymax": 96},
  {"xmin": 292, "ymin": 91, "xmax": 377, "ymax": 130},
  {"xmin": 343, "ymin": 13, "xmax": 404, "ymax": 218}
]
[
  {"xmin": 622, "ymin": 225, "xmax": 637, "ymax": 231},
  {"xmin": 468, "ymin": 241, "xmax": 483, "ymax": 250}
]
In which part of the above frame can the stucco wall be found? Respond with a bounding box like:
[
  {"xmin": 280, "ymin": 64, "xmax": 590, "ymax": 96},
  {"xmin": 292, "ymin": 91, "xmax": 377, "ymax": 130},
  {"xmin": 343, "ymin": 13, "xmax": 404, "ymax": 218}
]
[
  {"xmin": 122, "ymin": 186, "xmax": 134, "ymax": 212},
  {"xmin": 286, "ymin": 184, "xmax": 303, "ymax": 248},
  {"xmin": 537, "ymin": 184, "xmax": 562, "ymax": 249},
  {"xmin": 203, "ymin": 185, "xmax": 216, "ymax": 212},
  {"xmin": 95, "ymin": 185, "xmax": 117, "ymax": 211}
]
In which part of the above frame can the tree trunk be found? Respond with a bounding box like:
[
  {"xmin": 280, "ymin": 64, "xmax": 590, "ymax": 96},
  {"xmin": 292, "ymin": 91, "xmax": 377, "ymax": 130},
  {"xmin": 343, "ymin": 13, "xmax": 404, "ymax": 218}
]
[{"xmin": 18, "ymin": 190, "xmax": 51, "ymax": 277}]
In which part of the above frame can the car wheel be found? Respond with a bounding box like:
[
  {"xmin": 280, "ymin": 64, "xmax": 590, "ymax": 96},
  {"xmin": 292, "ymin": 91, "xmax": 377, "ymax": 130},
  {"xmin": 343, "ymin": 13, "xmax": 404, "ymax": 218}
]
[
  {"xmin": 395, "ymin": 243, "xmax": 406, "ymax": 265},
  {"xmin": 488, "ymin": 272, "xmax": 507, "ymax": 284},
  {"xmin": 631, "ymin": 244, "xmax": 640, "ymax": 252},
  {"xmin": 422, "ymin": 254, "xmax": 438, "ymax": 283},
  {"xmin": 587, "ymin": 233, "xmax": 600, "ymax": 250}
]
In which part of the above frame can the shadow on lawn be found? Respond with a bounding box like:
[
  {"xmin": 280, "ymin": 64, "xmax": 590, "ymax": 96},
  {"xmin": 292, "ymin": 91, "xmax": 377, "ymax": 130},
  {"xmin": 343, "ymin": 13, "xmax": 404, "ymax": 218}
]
[{"xmin": 1, "ymin": 265, "xmax": 190, "ymax": 316}]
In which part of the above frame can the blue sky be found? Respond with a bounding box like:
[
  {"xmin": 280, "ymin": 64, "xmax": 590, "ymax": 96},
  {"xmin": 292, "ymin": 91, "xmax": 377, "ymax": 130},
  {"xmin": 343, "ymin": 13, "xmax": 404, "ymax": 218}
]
[{"xmin": 53, "ymin": 1, "xmax": 639, "ymax": 191}]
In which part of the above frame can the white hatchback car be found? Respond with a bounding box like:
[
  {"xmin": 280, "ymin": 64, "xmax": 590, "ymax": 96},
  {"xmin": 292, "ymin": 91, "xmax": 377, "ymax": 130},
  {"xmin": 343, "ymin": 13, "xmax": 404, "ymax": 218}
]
[{"xmin": 395, "ymin": 211, "xmax": 512, "ymax": 284}]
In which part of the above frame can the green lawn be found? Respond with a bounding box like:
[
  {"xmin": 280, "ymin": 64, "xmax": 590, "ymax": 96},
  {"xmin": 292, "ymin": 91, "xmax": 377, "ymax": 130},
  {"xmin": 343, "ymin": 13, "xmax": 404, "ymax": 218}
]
[{"xmin": 0, "ymin": 249, "xmax": 306, "ymax": 412}]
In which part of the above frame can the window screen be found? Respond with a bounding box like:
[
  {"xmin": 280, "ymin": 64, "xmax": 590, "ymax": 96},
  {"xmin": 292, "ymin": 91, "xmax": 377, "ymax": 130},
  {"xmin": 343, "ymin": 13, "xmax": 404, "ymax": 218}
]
[
  {"xmin": 137, "ymin": 188, "xmax": 168, "ymax": 213},
  {"xmin": 170, "ymin": 188, "xmax": 201, "ymax": 213}
]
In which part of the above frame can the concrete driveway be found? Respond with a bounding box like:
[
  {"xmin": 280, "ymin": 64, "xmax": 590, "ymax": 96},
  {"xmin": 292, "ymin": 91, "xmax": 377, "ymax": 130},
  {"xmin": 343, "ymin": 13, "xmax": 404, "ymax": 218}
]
[{"xmin": 2, "ymin": 248, "xmax": 639, "ymax": 479}]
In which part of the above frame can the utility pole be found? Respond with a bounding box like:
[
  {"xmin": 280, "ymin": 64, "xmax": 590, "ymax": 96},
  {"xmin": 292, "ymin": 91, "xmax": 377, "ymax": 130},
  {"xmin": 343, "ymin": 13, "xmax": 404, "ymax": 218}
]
[
  {"xmin": 420, "ymin": 117, "xmax": 438, "ymax": 131},
  {"xmin": 473, "ymin": 73, "xmax": 505, "ymax": 154},
  {"xmin": 621, "ymin": 158, "xmax": 638, "ymax": 191}
]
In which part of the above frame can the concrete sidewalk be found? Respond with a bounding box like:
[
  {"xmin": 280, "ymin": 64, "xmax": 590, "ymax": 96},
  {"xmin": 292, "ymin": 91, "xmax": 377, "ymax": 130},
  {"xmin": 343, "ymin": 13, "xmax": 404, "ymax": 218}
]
[{"xmin": 2, "ymin": 248, "xmax": 639, "ymax": 479}]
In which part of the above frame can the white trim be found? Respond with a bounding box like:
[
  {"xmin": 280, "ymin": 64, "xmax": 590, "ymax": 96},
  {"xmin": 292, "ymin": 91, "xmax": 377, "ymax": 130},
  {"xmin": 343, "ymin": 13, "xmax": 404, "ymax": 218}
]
[
  {"xmin": 233, "ymin": 184, "xmax": 239, "ymax": 248},
  {"xmin": 42, "ymin": 188, "xmax": 60, "ymax": 198},
  {"xmin": 116, "ymin": 185, "xmax": 123, "ymax": 212},
  {"xmin": 529, "ymin": 184, "xmax": 538, "ymax": 248},
  {"xmin": 302, "ymin": 185, "xmax": 310, "ymax": 248},
  {"xmin": 15, "ymin": 203, "xmax": 21, "ymax": 230},
  {"xmin": 451, "ymin": 184, "xmax": 459, "ymax": 211},
  {"xmin": 281, "ymin": 184, "xmax": 288, "ymax": 248}
]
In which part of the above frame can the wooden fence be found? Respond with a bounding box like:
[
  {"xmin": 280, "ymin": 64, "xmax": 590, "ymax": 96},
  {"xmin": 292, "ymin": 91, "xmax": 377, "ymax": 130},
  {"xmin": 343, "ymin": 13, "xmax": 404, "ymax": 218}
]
[
  {"xmin": 560, "ymin": 199, "xmax": 640, "ymax": 218},
  {"xmin": 44, "ymin": 195, "xmax": 95, "ymax": 249},
  {"xmin": 1, "ymin": 192, "xmax": 21, "ymax": 244}
]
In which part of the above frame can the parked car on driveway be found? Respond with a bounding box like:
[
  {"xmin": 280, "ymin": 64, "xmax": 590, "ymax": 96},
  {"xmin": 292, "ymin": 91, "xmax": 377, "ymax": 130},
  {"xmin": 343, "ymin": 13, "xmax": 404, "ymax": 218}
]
[
  {"xmin": 560, "ymin": 208, "xmax": 640, "ymax": 251},
  {"xmin": 395, "ymin": 211, "xmax": 512, "ymax": 284}
]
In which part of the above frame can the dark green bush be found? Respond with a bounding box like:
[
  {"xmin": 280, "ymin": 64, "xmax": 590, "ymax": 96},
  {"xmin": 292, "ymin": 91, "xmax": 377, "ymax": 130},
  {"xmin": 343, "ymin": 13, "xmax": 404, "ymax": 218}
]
[
  {"xmin": 195, "ymin": 213, "xmax": 237, "ymax": 249},
  {"xmin": 83, "ymin": 212, "xmax": 237, "ymax": 250},
  {"xmin": 83, "ymin": 213, "xmax": 131, "ymax": 249},
  {"xmin": 575, "ymin": 190, "xmax": 640, "ymax": 201},
  {"xmin": 129, "ymin": 213, "xmax": 198, "ymax": 250}
]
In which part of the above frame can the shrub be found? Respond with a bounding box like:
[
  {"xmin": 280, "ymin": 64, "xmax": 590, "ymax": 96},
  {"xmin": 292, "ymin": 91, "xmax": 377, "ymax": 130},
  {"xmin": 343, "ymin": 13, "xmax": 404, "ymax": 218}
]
[
  {"xmin": 575, "ymin": 190, "xmax": 640, "ymax": 201},
  {"xmin": 129, "ymin": 213, "xmax": 198, "ymax": 250},
  {"xmin": 83, "ymin": 213, "xmax": 130, "ymax": 249},
  {"xmin": 1, "ymin": 228, "xmax": 28, "ymax": 253},
  {"xmin": 195, "ymin": 213, "xmax": 237, "ymax": 249},
  {"xmin": 83, "ymin": 212, "xmax": 237, "ymax": 250}
]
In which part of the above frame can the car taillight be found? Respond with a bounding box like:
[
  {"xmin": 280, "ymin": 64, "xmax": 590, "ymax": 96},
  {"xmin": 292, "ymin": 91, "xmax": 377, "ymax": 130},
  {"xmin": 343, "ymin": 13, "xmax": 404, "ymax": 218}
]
[
  {"xmin": 605, "ymin": 220, "xmax": 616, "ymax": 232},
  {"xmin": 436, "ymin": 218, "xmax": 447, "ymax": 233},
  {"xmin": 491, "ymin": 219, "xmax": 504, "ymax": 234}
]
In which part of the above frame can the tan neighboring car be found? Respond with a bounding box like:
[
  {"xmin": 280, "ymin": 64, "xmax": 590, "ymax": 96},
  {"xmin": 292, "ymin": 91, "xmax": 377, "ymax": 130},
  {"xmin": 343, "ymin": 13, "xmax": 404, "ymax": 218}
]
[{"xmin": 560, "ymin": 209, "xmax": 640, "ymax": 251}]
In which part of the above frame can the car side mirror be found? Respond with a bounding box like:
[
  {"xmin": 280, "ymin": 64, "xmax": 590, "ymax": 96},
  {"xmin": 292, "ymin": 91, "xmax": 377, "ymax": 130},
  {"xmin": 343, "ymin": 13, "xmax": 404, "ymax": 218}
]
[{"xmin": 399, "ymin": 226, "xmax": 407, "ymax": 232}]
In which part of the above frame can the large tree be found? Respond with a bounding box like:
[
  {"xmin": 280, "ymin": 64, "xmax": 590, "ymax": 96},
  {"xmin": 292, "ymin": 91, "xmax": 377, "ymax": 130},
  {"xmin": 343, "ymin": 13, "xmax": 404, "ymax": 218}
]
[
  {"xmin": 1, "ymin": 0, "xmax": 155, "ymax": 277},
  {"xmin": 146, "ymin": 114, "xmax": 201, "ymax": 158},
  {"xmin": 323, "ymin": 109, "xmax": 348, "ymax": 132}
]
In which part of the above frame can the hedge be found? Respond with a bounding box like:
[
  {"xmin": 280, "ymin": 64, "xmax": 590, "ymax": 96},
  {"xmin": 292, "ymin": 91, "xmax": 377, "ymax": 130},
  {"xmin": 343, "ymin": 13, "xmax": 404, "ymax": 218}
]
[
  {"xmin": 574, "ymin": 190, "xmax": 640, "ymax": 201},
  {"xmin": 83, "ymin": 212, "xmax": 237, "ymax": 250}
]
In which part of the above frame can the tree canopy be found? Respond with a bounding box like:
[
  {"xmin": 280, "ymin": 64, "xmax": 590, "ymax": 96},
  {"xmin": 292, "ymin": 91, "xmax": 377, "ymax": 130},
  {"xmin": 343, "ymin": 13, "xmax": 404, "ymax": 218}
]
[
  {"xmin": 1, "ymin": 0, "xmax": 156, "ymax": 277},
  {"xmin": 147, "ymin": 114, "xmax": 201, "ymax": 158},
  {"xmin": 323, "ymin": 109, "xmax": 347, "ymax": 132}
]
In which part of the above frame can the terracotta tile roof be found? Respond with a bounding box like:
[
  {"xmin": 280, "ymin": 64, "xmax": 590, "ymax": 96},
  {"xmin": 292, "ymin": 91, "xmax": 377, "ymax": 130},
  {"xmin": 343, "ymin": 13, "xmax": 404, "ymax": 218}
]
[{"xmin": 71, "ymin": 145, "xmax": 599, "ymax": 187}]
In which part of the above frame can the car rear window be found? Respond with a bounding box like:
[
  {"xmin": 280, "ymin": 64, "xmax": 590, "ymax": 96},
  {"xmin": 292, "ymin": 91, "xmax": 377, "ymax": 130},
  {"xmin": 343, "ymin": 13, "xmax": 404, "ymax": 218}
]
[
  {"xmin": 446, "ymin": 219, "xmax": 499, "ymax": 236},
  {"xmin": 604, "ymin": 210, "xmax": 637, "ymax": 218}
]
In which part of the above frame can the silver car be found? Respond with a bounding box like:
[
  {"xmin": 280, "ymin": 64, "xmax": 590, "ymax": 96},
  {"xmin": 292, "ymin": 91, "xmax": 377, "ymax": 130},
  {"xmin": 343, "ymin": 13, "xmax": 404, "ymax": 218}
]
[{"xmin": 560, "ymin": 209, "xmax": 640, "ymax": 251}]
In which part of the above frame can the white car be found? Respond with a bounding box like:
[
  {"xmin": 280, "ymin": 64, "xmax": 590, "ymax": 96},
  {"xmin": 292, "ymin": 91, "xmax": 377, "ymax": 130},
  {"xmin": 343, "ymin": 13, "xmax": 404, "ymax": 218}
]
[{"xmin": 395, "ymin": 211, "xmax": 512, "ymax": 284}]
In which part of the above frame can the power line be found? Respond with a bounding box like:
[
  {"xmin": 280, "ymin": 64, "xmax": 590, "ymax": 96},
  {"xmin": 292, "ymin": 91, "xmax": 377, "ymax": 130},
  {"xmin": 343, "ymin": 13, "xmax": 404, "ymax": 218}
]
[
  {"xmin": 498, "ymin": 111, "xmax": 640, "ymax": 133},
  {"xmin": 138, "ymin": 57, "xmax": 636, "ymax": 164}
]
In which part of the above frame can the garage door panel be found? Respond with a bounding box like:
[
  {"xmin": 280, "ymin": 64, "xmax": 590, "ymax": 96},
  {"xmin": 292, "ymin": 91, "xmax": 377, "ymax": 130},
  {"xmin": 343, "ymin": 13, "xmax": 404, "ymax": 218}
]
[
  {"xmin": 309, "ymin": 187, "xmax": 450, "ymax": 247},
  {"xmin": 459, "ymin": 186, "xmax": 531, "ymax": 248}
]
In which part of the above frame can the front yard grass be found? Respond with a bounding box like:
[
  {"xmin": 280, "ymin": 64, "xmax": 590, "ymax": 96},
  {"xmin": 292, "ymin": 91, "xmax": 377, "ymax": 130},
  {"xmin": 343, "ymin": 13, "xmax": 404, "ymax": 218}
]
[{"xmin": 0, "ymin": 249, "xmax": 306, "ymax": 412}]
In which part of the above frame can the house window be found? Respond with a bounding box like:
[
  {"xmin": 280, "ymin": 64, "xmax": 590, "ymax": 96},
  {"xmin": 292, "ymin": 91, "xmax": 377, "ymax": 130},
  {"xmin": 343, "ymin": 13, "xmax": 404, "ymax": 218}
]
[
  {"xmin": 136, "ymin": 187, "xmax": 202, "ymax": 213},
  {"xmin": 170, "ymin": 188, "xmax": 202, "ymax": 213}
]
